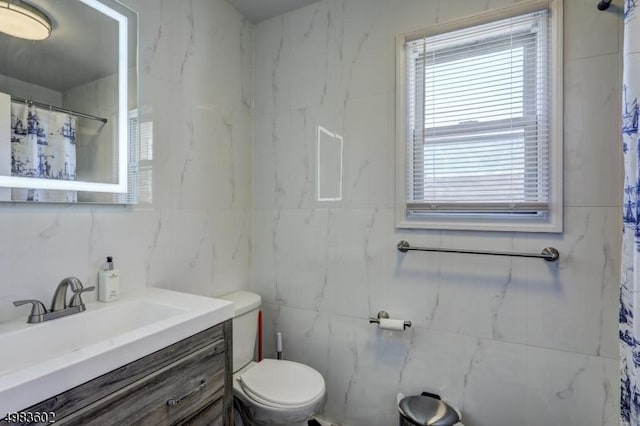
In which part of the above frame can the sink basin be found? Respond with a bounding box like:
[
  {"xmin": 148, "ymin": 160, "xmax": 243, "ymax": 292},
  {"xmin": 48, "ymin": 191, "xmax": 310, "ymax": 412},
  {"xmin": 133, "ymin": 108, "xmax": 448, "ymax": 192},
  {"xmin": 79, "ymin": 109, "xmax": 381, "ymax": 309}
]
[{"xmin": 0, "ymin": 287, "xmax": 234, "ymax": 414}]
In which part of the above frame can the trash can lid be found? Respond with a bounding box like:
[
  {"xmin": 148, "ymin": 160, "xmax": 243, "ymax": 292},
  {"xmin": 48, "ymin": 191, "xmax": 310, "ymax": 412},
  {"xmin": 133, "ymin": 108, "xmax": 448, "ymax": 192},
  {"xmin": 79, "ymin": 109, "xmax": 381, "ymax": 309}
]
[{"xmin": 399, "ymin": 395, "xmax": 461, "ymax": 426}]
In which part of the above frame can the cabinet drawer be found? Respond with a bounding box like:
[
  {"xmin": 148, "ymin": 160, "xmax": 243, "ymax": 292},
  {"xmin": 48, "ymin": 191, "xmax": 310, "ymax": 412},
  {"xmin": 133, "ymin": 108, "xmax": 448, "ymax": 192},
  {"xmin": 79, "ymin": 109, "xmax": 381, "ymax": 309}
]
[
  {"xmin": 8, "ymin": 323, "xmax": 226, "ymax": 424},
  {"xmin": 59, "ymin": 338, "xmax": 226, "ymax": 426}
]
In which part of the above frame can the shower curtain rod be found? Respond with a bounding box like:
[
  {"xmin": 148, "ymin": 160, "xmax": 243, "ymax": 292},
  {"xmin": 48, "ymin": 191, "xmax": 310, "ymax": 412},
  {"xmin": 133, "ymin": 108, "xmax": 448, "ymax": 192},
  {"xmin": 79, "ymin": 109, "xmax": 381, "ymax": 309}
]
[{"xmin": 10, "ymin": 96, "xmax": 108, "ymax": 124}]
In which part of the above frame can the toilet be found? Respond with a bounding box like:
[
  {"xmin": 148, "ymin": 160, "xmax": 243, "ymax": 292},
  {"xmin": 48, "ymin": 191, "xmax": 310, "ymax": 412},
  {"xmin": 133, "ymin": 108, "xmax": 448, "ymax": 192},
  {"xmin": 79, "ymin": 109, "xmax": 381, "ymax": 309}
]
[{"xmin": 220, "ymin": 290, "xmax": 326, "ymax": 426}]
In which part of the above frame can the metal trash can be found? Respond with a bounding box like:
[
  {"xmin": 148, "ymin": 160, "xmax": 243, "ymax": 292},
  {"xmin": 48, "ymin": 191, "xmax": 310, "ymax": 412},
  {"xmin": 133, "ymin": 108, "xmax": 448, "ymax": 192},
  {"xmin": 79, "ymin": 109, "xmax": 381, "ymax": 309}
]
[{"xmin": 397, "ymin": 392, "xmax": 463, "ymax": 426}]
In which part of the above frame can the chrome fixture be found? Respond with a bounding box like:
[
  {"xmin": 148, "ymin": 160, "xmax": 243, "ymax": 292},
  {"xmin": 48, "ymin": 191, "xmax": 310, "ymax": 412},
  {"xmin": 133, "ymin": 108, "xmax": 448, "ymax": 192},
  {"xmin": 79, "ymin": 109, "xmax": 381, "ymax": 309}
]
[
  {"xmin": 13, "ymin": 277, "xmax": 95, "ymax": 323},
  {"xmin": 368, "ymin": 310, "xmax": 412, "ymax": 330},
  {"xmin": 397, "ymin": 240, "xmax": 560, "ymax": 262},
  {"xmin": 0, "ymin": 0, "xmax": 52, "ymax": 40},
  {"xmin": 11, "ymin": 96, "xmax": 108, "ymax": 123}
]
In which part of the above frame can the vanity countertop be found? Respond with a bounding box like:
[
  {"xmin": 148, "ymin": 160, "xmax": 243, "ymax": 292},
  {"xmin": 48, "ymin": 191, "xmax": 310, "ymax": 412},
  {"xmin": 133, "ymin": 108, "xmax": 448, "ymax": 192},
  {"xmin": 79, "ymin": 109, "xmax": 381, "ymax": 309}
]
[{"xmin": 0, "ymin": 287, "xmax": 234, "ymax": 414}]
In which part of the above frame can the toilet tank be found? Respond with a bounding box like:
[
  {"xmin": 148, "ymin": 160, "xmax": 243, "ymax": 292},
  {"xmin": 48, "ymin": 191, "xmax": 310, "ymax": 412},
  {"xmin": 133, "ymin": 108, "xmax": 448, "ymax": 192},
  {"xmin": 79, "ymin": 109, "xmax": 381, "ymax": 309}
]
[{"xmin": 219, "ymin": 290, "xmax": 261, "ymax": 373}]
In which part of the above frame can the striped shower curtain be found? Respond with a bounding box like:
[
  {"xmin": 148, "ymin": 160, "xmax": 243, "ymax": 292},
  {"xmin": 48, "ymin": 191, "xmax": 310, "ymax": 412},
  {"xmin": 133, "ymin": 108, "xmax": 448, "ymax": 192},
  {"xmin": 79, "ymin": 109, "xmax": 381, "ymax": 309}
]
[{"xmin": 620, "ymin": 1, "xmax": 640, "ymax": 424}]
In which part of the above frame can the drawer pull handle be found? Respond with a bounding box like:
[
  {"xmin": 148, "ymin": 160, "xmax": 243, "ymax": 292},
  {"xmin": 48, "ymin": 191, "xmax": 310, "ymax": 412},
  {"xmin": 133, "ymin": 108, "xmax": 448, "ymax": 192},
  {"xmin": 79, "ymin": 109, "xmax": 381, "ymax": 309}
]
[{"xmin": 167, "ymin": 379, "xmax": 207, "ymax": 406}]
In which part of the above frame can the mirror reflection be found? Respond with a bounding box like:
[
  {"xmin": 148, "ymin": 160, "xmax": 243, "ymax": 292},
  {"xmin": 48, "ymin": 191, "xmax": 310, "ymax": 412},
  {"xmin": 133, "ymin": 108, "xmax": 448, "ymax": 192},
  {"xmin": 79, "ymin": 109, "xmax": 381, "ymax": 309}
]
[{"xmin": 0, "ymin": 0, "xmax": 138, "ymax": 203}]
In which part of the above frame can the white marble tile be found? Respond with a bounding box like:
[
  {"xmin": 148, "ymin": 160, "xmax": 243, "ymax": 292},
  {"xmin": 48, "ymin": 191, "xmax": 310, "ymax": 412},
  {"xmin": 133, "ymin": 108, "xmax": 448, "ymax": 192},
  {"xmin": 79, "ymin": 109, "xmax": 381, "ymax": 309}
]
[
  {"xmin": 253, "ymin": 111, "xmax": 292, "ymax": 209},
  {"xmin": 252, "ymin": 209, "xmax": 279, "ymax": 304},
  {"xmin": 387, "ymin": 0, "xmax": 517, "ymax": 36},
  {"xmin": 430, "ymin": 231, "xmax": 528, "ymax": 343},
  {"xmin": 320, "ymin": 208, "xmax": 393, "ymax": 319},
  {"xmin": 132, "ymin": 0, "xmax": 193, "ymax": 85},
  {"xmin": 325, "ymin": 314, "xmax": 412, "ymax": 426},
  {"xmin": 0, "ymin": 207, "xmax": 92, "ymax": 322},
  {"xmin": 379, "ymin": 227, "xmax": 443, "ymax": 329},
  {"xmin": 564, "ymin": 54, "xmax": 622, "ymax": 208},
  {"xmin": 145, "ymin": 208, "xmax": 207, "ymax": 293},
  {"xmin": 525, "ymin": 207, "xmax": 621, "ymax": 358},
  {"xmin": 137, "ymin": 75, "xmax": 188, "ymax": 209},
  {"xmin": 459, "ymin": 338, "xmax": 527, "ymax": 426},
  {"xmin": 254, "ymin": 14, "xmax": 292, "ymax": 116},
  {"xmin": 173, "ymin": 104, "xmax": 252, "ymax": 210},
  {"xmin": 183, "ymin": 0, "xmax": 251, "ymax": 110},
  {"xmin": 339, "ymin": 0, "xmax": 393, "ymax": 103},
  {"xmin": 263, "ymin": 208, "xmax": 331, "ymax": 310},
  {"xmin": 341, "ymin": 93, "xmax": 393, "ymax": 209},
  {"xmin": 132, "ymin": 0, "xmax": 252, "ymax": 110},
  {"xmin": 254, "ymin": 103, "xmax": 353, "ymax": 210},
  {"xmin": 140, "ymin": 76, "xmax": 252, "ymax": 210},
  {"xmin": 208, "ymin": 208, "xmax": 252, "ymax": 297},
  {"xmin": 85, "ymin": 208, "xmax": 161, "ymax": 294},
  {"xmin": 289, "ymin": 1, "xmax": 336, "ymax": 111},
  {"xmin": 291, "ymin": 106, "xmax": 327, "ymax": 209},
  {"xmin": 147, "ymin": 207, "xmax": 250, "ymax": 298},
  {"xmin": 398, "ymin": 326, "xmax": 480, "ymax": 410},
  {"xmin": 525, "ymin": 346, "xmax": 620, "ymax": 426}
]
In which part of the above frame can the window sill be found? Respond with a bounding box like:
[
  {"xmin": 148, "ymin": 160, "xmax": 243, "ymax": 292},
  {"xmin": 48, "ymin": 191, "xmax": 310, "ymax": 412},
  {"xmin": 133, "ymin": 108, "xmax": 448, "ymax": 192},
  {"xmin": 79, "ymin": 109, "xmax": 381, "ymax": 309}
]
[{"xmin": 395, "ymin": 208, "xmax": 563, "ymax": 233}]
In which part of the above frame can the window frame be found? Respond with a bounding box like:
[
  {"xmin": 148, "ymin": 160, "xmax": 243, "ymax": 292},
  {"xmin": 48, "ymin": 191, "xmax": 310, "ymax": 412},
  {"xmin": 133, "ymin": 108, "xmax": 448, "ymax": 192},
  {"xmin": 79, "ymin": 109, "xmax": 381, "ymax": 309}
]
[{"xmin": 395, "ymin": 0, "xmax": 563, "ymax": 233}]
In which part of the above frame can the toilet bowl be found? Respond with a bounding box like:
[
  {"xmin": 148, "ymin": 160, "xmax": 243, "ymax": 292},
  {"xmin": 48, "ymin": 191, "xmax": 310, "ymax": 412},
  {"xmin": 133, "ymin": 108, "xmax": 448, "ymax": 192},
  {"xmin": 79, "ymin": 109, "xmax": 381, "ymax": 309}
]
[
  {"xmin": 220, "ymin": 291, "xmax": 327, "ymax": 426},
  {"xmin": 233, "ymin": 360, "xmax": 326, "ymax": 425}
]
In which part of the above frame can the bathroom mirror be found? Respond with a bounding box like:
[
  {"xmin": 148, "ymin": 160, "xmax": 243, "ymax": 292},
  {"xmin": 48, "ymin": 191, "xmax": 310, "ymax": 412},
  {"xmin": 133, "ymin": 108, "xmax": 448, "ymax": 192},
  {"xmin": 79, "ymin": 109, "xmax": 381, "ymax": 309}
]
[{"xmin": 0, "ymin": 0, "xmax": 138, "ymax": 203}]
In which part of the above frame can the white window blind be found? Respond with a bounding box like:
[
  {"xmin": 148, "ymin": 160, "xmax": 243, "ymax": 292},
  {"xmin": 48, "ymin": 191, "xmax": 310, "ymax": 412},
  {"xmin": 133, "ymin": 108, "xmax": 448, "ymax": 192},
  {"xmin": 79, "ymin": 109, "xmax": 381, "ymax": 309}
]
[
  {"xmin": 406, "ymin": 9, "xmax": 550, "ymax": 216},
  {"xmin": 113, "ymin": 109, "xmax": 139, "ymax": 203}
]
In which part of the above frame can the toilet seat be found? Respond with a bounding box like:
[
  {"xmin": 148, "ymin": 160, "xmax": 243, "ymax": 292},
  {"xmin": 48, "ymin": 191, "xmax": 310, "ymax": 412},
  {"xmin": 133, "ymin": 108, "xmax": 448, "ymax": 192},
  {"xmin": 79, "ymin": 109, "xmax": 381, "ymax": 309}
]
[{"xmin": 237, "ymin": 359, "xmax": 325, "ymax": 409}]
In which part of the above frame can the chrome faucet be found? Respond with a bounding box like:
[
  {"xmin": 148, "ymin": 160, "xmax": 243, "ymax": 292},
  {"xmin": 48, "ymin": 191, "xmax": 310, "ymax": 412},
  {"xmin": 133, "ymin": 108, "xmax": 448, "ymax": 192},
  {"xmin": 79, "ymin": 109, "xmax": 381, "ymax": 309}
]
[{"xmin": 13, "ymin": 277, "xmax": 95, "ymax": 324}]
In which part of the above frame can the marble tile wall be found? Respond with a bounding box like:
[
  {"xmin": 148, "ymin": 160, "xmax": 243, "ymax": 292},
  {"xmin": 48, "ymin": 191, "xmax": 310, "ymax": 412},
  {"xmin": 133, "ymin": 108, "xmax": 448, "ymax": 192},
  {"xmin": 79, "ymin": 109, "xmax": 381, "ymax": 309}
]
[
  {"xmin": 0, "ymin": 0, "xmax": 254, "ymax": 322},
  {"xmin": 252, "ymin": 0, "xmax": 622, "ymax": 425}
]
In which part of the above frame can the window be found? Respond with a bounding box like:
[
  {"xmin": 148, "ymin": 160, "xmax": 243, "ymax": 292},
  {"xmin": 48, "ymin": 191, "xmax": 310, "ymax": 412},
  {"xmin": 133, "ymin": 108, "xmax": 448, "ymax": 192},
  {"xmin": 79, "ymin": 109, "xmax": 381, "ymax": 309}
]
[
  {"xmin": 113, "ymin": 109, "xmax": 152, "ymax": 204},
  {"xmin": 396, "ymin": 1, "xmax": 562, "ymax": 232}
]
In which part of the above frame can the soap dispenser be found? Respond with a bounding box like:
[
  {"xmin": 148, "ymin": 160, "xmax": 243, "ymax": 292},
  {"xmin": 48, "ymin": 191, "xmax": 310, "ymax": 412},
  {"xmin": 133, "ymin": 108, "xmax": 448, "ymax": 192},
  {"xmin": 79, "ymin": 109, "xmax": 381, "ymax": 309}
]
[{"xmin": 98, "ymin": 256, "xmax": 120, "ymax": 302}]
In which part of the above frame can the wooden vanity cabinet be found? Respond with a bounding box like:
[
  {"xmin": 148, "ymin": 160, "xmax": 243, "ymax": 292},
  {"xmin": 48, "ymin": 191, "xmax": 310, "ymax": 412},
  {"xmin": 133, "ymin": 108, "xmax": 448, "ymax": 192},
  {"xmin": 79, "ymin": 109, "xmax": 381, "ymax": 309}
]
[{"xmin": 1, "ymin": 320, "xmax": 233, "ymax": 426}]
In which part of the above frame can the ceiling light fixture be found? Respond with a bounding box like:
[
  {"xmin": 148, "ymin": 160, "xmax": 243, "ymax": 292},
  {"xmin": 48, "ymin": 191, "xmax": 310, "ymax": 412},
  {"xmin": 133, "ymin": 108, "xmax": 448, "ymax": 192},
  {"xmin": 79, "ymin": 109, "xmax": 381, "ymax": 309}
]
[{"xmin": 0, "ymin": 0, "xmax": 51, "ymax": 40}]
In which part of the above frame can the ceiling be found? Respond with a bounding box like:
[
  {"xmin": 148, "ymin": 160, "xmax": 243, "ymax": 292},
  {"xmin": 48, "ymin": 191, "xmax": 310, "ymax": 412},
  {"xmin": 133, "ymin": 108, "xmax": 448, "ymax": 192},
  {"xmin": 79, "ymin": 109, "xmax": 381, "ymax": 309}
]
[{"xmin": 227, "ymin": 0, "xmax": 321, "ymax": 23}]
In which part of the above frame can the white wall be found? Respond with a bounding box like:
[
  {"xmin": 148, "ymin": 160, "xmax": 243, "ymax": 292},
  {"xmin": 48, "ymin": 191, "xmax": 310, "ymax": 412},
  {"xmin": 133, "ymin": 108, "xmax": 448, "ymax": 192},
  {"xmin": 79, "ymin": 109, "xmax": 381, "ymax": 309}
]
[
  {"xmin": 0, "ymin": 0, "xmax": 253, "ymax": 322},
  {"xmin": 0, "ymin": 74, "xmax": 62, "ymax": 107},
  {"xmin": 252, "ymin": 0, "xmax": 622, "ymax": 425}
]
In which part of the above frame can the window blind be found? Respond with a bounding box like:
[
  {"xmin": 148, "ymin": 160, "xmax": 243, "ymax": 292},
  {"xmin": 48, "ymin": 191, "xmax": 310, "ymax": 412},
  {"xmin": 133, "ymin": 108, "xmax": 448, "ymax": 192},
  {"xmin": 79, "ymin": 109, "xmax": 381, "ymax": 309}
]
[
  {"xmin": 114, "ymin": 109, "xmax": 139, "ymax": 203},
  {"xmin": 405, "ymin": 9, "xmax": 550, "ymax": 216}
]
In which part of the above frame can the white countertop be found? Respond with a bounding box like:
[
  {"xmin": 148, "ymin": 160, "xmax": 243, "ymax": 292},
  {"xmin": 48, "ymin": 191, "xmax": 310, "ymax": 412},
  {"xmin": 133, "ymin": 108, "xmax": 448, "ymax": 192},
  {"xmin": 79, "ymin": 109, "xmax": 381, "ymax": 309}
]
[{"xmin": 0, "ymin": 287, "xmax": 234, "ymax": 414}]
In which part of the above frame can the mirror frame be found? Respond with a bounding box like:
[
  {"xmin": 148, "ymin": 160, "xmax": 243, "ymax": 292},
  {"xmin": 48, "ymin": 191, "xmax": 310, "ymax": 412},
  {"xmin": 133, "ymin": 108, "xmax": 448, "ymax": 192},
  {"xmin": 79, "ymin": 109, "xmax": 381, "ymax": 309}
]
[{"xmin": 0, "ymin": 0, "xmax": 128, "ymax": 194}]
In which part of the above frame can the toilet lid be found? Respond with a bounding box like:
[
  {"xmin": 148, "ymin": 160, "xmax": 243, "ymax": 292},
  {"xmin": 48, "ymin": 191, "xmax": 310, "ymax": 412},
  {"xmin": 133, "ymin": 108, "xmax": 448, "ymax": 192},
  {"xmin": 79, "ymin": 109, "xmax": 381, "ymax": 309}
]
[{"xmin": 238, "ymin": 359, "xmax": 325, "ymax": 407}]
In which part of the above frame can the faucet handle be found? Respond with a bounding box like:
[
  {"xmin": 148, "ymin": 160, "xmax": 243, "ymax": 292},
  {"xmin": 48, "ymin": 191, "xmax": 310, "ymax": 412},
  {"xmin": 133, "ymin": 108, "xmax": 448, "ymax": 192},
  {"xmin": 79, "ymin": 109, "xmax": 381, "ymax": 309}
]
[
  {"xmin": 69, "ymin": 286, "xmax": 95, "ymax": 308},
  {"xmin": 13, "ymin": 300, "xmax": 47, "ymax": 323},
  {"xmin": 70, "ymin": 285, "xmax": 96, "ymax": 294}
]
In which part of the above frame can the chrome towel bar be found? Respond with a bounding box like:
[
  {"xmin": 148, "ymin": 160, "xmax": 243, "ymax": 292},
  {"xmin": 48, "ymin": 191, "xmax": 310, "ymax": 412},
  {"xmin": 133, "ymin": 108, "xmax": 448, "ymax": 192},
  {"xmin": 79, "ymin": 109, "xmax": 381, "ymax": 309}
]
[{"xmin": 397, "ymin": 240, "xmax": 559, "ymax": 262}]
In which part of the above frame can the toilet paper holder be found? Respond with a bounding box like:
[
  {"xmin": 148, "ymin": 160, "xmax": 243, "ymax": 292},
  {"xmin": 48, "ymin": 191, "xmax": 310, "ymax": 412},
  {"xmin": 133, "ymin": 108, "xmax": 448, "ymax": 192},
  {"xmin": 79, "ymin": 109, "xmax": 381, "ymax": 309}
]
[{"xmin": 369, "ymin": 311, "xmax": 412, "ymax": 330}]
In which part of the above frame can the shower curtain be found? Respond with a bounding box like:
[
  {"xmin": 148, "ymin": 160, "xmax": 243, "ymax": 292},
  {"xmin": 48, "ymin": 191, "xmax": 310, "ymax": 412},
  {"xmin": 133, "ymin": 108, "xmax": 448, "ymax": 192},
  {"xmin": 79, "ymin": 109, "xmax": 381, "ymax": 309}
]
[
  {"xmin": 10, "ymin": 102, "xmax": 77, "ymax": 202},
  {"xmin": 621, "ymin": 1, "xmax": 640, "ymax": 424}
]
